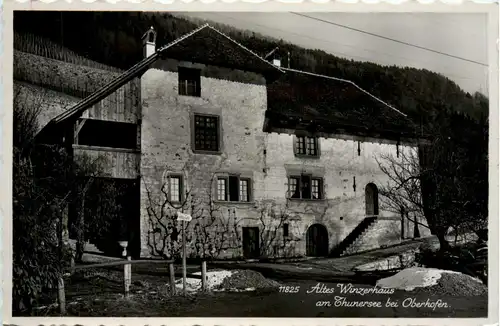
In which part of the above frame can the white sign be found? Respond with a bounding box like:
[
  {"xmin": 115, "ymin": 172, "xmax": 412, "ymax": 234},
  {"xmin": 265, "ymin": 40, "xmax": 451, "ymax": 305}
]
[{"xmin": 177, "ymin": 212, "xmax": 192, "ymax": 222}]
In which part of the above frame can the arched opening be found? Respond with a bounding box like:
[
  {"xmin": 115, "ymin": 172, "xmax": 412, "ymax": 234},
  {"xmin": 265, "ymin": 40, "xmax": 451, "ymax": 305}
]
[
  {"xmin": 148, "ymin": 30, "xmax": 156, "ymax": 43},
  {"xmin": 365, "ymin": 183, "xmax": 379, "ymax": 216},
  {"xmin": 306, "ymin": 224, "xmax": 329, "ymax": 257}
]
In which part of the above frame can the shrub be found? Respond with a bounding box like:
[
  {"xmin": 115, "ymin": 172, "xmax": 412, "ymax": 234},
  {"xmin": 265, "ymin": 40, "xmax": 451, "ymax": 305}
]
[
  {"xmin": 12, "ymin": 146, "xmax": 69, "ymax": 314},
  {"xmin": 416, "ymin": 239, "xmax": 488, "ymax": 285}
]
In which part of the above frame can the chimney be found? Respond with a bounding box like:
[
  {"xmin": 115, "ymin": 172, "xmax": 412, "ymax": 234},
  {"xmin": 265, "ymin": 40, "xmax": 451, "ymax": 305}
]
[
  {"xmin": 141, "ymin": 26, "xmax": 157, "ymax": 58},
  {"xmin": 272, "ymin": 56, "xmax": 281, "ymax": 67},
  {"xmin": 264, "ymin": 47, "xmax": 281, "ymax": 67}
]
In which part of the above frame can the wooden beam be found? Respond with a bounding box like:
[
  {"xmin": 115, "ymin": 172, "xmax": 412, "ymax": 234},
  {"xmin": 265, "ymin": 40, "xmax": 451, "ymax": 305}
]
[{"xmin": 73, "ymin": 118, "xmax": 87, "ymax": 143}]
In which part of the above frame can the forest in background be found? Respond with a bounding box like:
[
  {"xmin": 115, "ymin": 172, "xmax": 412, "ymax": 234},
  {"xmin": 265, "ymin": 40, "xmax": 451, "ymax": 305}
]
[{"xmin": 13, "ymin": 11, "xmax": 488, "ymax": 122}]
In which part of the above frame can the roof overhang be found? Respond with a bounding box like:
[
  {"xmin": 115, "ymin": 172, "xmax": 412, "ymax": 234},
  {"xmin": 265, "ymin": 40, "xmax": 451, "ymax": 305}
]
[{"xmin": 263, "ymin": 113, "xmax": 431, "ymax": 146}]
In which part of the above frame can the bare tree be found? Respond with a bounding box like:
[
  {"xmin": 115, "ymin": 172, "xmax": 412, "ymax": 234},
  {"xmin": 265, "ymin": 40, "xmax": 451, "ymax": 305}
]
[
  {"xmin": 144, "ymin": 165, "xmax": 303, "ymax": 260},
  {"xmin": 376, "ymin": 133, "xmax": 487, "ymax": 250},
  {"xmin": 376, "ymin": 148, "xmax": 429, "ymax": 229}
]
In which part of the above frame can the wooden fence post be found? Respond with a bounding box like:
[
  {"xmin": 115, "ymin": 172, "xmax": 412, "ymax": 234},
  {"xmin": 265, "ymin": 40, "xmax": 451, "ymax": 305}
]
[
  {"xmin": 124, "ymin": 256, "xmax": 131, "ymax": 297},
  {"xmin": 128, "ymin": 256, "xmax": 132, "ymax": 290},
  {"xmin": 169, "ymin": 262, "xmax": 176, "ymax": 295},
  {"xmin": 57, "ymin": 276, "xmax": 66, "ymax": 315},
  {"xmin": 201, "ymin": 261, "xmax": 207, "ymax": 292}
]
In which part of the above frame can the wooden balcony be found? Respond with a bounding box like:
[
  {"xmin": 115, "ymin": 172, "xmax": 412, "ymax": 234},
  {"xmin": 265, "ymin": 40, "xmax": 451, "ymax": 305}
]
[{"xmin": 73, "ymin": 145, "xmax": 140, "ymax": 179}]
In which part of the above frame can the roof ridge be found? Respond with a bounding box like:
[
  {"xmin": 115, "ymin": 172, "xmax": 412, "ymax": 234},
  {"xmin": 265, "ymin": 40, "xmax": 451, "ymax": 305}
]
[
  {"xmin": 157, "ymin": 23, "xmax": 210, "ymax": 52},
  {"xmin": 205, "ymin": 25, "xmax": 285, "ymax": 73},
  {"xmin": 282, "ymin": 67, "xmax": 407, "ymax": 118}
]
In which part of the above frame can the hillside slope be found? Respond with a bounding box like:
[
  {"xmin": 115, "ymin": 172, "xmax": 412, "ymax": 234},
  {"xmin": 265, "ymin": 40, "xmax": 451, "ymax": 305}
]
[{"xmin": 13, "ymin": 11, "xmax": 488, "ymax": 123}]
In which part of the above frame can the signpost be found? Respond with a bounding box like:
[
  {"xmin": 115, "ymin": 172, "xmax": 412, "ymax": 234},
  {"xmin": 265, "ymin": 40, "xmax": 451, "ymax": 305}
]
[{"xmin": 177, "ymin": 212, "xmax": 192, "ymax": 295}]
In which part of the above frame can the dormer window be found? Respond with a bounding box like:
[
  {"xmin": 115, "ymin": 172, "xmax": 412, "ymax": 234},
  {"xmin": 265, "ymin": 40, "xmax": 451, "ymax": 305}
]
[
  {"xmin": 295, "ymin": 135, "xmax": 319, "ymax": 157},
  {"xmin": 178, "ymin": 67, "xmax": 201, "ymax": 97}
]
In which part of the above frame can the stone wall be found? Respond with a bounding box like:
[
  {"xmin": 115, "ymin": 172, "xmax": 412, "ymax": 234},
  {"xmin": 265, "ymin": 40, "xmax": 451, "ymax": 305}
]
[
  {"xmin": 16, "ymin": 53, "xmax": 428, "ymax": 259},
  {"xmin": 139, "ymin": 59, "xmax": 421, "ymax": 259},
  {"xmin": 139, "ymin": 60, "xmax": 269, "ymax": 258}
]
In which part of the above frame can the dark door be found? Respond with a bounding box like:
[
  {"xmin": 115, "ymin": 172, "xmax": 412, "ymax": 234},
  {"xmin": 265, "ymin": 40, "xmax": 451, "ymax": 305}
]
[
  {"xmin": 365, "ymin": 183, "xmax": 379, "ymax": 216},
  {"xmin": 306, "ymin": 224, "xmax": 329, "ymax": 257},
  {"xmin": 242, "ymin": 227, "xmax": 260, "ymax": 259}
]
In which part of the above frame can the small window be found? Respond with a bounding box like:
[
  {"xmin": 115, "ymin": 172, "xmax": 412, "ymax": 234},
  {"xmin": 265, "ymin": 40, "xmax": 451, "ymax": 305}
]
[
  {"xmin": 217, "ymin": 178, "xmax": 227, "ymax": 201},
  {"xmin": 239, "ymin": 179, "xmax": 249, "ymax": 202},
  {"xmin": 217, "ymin": 175, "xmax": 251, "ymax": 202},
  {"xmin": 295, "ymin": 136, "xmax": 319, "ymax": 157},
  {"xmin": 288, "ymin": 175, "xmax": 323, "ymax": 200},
  {"xmin": 168, "ymin": 175, "xmax": 183, "ymax": 203},
  {"xmin": 178, "ymin": 67, "xmax": 201, "ymax": 97},
  {"xmin": 283, "ymin": 223, "xmax": 289, "ymax": 237},
  {"xmin": 194, "ymin": 114, "xmax": 220, "ymax": 152}
]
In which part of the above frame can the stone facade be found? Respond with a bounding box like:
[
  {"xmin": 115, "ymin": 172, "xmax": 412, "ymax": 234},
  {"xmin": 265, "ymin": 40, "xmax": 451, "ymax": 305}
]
[
  {"xmin": 138, "ymin": 58, "xmax": 428, "ymax": 259},
  {"xmin": 139, "ymin": 60, "xmax": 270, "ymax": 258},
  {"xmin": 17, "ymin": 42, "xmax": 430, "ymax": 259}
]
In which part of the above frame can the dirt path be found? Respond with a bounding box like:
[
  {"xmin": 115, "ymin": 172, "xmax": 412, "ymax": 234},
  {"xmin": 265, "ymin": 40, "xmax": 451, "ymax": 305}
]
[
  {"xmin": 63, "ymin": 279, "xmax": 487, "ymax": 317},
  {"xmin": 209, "ymin": 240, "xmax": 435, "ymax": 284}
]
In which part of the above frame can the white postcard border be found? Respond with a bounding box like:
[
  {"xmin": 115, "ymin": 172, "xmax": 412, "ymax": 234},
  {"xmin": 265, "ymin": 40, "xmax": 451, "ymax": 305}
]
[{"xmin": 1, "ymin": 2, "xmax": 498, "ymax": 326}]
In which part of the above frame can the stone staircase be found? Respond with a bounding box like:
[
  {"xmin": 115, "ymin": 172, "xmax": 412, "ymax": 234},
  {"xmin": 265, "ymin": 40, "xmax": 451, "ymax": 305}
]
[
  {"xmin": 343, "ymin": 220, "xmax": 383, "ymax": 255},
  {"xmin": 329, "ymin": 216, "xmax": 378, "ymax": 257}
]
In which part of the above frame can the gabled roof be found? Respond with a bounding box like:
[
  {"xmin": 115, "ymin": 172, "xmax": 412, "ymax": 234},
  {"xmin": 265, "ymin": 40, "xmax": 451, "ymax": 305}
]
[
  {"xmin": 156, "ymin": 25, "xmax": 285, "ymax": 76},
  {"xmin": 44, "ymin": 24, "xmax": 283, "ymax": 128},
  {"xmin": 265, "ymin": 67, "xmax": 422, "ymax": 141}
]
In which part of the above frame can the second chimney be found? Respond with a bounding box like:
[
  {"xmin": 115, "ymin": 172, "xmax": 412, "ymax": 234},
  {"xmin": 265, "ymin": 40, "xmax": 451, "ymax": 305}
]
[{"xmin": 141, "ymin": 26, "xmax": 157, "ymax": 58}]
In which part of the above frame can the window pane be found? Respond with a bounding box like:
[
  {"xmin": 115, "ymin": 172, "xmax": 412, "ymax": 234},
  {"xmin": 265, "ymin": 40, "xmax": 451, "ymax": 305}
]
[
  {"xmin": 240, "ymin": 179, "xmax": 249, "ymax": 202},
  {"xmin": 169, "ymin": 177, "xmax": 181, "ymax": 202},
  {"xmin": 296, "ymin": 136, "xmax": 306, "ymax": 154},
  {"xmin": 194, "ymin": 115, "xmax": 219, "ymax": 151},
  {"xmin": 289, "ymin": 177, "xmax": 300, "ymax": 198},
  {"xmin": 217, "ymin": 178, "xmax": 227, "ymax": 201},
  {"xmin": 178, "ymin": 68, "xmax": 200, "ymax": 97},
  {"xmin": 187, "ymin": 81, "xmax": 197, "ymax": 96},
  {"xmin": 307, "ymin": 137, "xmax": 317, "ymax": 156},
  {"xmin": 312, "ymin": 178, "xmax": 321, "ymax": 199}
]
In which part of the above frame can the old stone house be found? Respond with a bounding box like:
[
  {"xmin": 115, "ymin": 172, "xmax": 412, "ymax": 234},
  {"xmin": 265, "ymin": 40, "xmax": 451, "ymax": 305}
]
[{"xmin": 30, "ymin": 24, "xmax": 429, "ymax": 259}]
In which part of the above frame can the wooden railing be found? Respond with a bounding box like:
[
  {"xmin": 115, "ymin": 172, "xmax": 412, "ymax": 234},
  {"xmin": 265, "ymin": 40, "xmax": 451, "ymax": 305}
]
[{"xmin": 57, "ymin": 257, "xmax": 208, "ymax": 314}]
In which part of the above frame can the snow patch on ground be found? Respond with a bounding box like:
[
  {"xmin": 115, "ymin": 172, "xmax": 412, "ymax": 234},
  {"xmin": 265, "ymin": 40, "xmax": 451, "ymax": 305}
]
[
  {"xmin": 174, "ymin": 270, "xmax": 234, "ymax": 293},
  {"xmin": 213, "ymin": 287, "xmax": 256, "ymax": 292},
  {"xmin": 376, "ymin": 267, "xmax": 460, "ymax": 291}
]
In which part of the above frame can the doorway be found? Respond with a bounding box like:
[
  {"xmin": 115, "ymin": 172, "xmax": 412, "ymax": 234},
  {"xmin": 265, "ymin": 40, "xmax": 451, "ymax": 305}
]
[
  {"xmin": 242, "ymin": 227, "xmax": 260, "ymax": 259},
  {"xmin": 365, "ymin": 183, "xmax": 379, "ymax": 216},
  {"xmin": 306, "ymin": 224, "xmax": 329, "ymax": 257}
]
